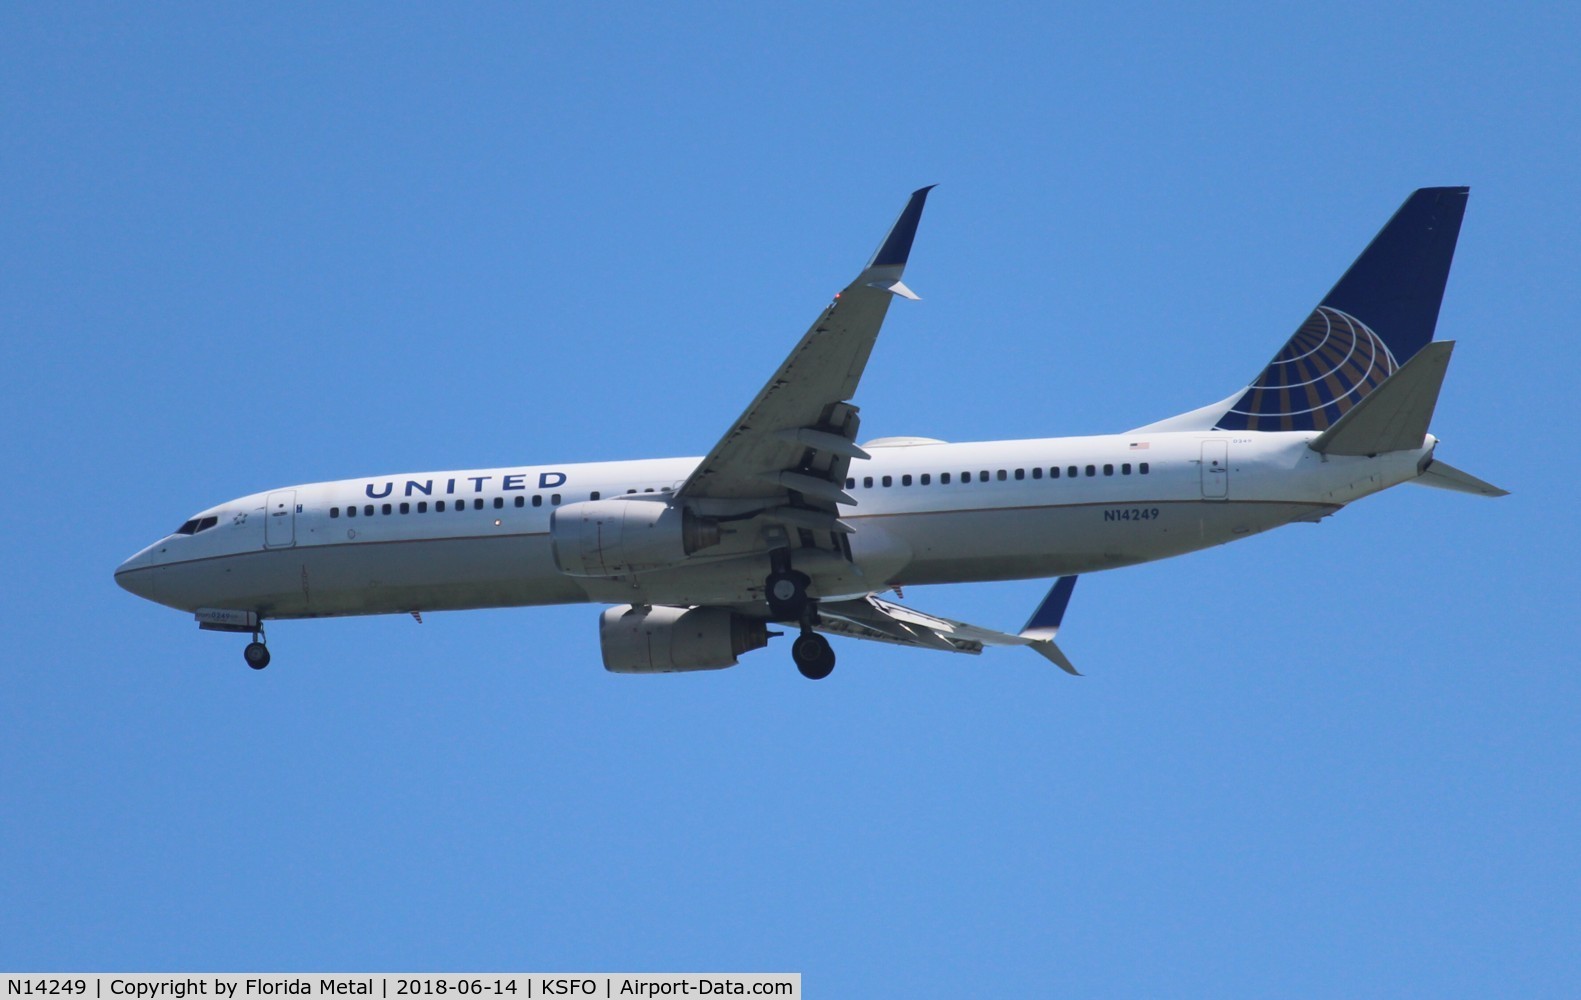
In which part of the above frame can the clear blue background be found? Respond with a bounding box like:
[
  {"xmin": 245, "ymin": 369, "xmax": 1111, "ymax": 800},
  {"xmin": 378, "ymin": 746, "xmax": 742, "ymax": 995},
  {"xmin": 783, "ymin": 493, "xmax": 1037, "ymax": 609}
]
[{"xmin": 4, "ymin": 3, "xmax": 1577, "ymax": 995}]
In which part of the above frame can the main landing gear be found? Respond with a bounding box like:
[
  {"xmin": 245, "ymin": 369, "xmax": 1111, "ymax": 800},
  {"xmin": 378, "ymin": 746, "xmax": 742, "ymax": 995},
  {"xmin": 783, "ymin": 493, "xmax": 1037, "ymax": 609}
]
[
  {"xmin": 791, "ymin": 630, "xmax": 835, "ymax": 680},
  {"xmin": 767, "ymin": 562, "xmax": 835, "ymax": 680},
  {"xmin": 765, "ymin": 568, "xmax": 812, "ymax": 622}
]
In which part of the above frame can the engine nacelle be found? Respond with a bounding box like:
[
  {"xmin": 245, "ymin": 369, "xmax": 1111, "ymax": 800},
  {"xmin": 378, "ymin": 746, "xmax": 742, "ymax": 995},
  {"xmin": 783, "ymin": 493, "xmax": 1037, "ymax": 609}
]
[
  {"xmin": 599, "ymin": 605, "xmax": 771, "ymax": 674},
  {"xmin": 550, "ymin": 498, "xmax": 720, "ymax": 578}
]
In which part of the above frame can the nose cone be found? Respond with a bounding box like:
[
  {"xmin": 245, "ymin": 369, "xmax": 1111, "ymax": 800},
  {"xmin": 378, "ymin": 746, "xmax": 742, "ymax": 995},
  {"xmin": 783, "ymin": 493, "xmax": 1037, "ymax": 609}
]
[{"xmin": 115, "ymin": 545, "xmax": 160, "ymax": 602}]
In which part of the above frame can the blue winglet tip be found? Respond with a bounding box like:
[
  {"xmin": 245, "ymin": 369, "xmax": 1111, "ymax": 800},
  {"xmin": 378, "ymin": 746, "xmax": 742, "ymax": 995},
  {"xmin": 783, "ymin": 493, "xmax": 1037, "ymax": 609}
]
[
  {"xmin": 868, "ymin": 185, "xmax": 937, "ymax": 269},
  {"xmin": 1022, "ymin": 575, "xmax": 1078, "ymax": 637}
]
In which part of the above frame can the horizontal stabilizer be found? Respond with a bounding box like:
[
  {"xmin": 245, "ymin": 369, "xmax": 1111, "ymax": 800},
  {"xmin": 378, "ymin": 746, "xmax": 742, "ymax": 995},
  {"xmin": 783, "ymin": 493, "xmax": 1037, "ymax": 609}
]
[
  {"xmin": 1310, "ymin": 341, "xmax": 1454, "ymax": 456},
  {"xmin": 1413, "ymin": 458, "xmax": 1509, "ymax": 497}
]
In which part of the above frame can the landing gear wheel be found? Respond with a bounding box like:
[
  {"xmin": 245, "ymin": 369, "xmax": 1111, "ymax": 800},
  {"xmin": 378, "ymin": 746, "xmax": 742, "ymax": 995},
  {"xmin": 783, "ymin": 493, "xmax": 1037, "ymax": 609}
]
[
  {"xmin": 766, "ymin": 570, "xmax": 812, "ymax": 621},
  {"xmin": 792, "ymin": 631, "xmax": 835, "ymax": 680},
  {"xmin": 243, "ymin": 641, "xmax": 271, "ymax": 670}
]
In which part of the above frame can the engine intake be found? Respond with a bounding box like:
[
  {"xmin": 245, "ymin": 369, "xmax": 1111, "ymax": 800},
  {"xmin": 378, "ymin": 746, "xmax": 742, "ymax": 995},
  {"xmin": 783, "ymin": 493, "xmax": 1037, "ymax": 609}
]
[
  {"xmin": 551, "ymin": 498, "xmax": 720, "ymax": 578},
  {"xmin": 599, "ymin": 605, "xmax": 771, "ymax": 674}
]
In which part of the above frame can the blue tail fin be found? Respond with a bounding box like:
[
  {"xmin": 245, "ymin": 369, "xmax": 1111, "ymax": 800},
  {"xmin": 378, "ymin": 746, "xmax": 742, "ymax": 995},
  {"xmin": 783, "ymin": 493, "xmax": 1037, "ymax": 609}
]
[{"xmin": 1215, "ymin": 187, "xmax": 1469, "ymax": 433}]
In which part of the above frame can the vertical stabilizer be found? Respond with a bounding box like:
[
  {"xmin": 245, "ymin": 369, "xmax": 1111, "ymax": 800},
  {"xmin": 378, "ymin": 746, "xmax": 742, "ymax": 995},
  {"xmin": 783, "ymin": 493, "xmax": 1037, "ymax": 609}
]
[{"xmin": 1215, "ymin": 187, "xmax": 1469, "ymax": 433}]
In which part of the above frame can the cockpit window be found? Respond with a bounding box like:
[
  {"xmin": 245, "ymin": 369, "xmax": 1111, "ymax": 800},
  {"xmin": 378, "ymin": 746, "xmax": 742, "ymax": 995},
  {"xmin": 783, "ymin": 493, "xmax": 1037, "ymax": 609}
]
[
  {"xmin": 175, "ymin": 519, "xmax": 200, "ymax": 535},
  {"xmin": 174, "ymin": 515, "xmax": 220, "ymax": 536}
]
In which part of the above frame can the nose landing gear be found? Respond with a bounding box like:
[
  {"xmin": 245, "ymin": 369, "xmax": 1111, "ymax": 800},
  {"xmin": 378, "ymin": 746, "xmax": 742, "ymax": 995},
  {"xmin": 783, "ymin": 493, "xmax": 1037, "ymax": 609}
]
[
  {"xmin": 243, "ymin": 640, "xmax": 271, "ymax": 670},
  {"xmin": 243, "ymin": 628, "xmax": 271, "ymax": 670},
  {"xmin": 194, "ymin": 609, "xmax": 272, "ymax": 670}
]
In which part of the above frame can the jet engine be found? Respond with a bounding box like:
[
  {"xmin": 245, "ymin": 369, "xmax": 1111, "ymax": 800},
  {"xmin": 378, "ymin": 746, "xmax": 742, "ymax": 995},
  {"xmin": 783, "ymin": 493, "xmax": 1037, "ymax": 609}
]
[
  {"xmin": 599, "ymin": 605, "xmax": 771, "ymax": 674},
  {"xmin": 551, "ymin": 498, "xmax": 721, "ymax": 578}
]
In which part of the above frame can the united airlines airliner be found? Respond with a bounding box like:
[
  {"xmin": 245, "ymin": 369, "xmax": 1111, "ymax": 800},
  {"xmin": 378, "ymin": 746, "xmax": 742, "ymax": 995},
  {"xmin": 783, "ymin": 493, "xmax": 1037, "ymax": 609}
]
[{"xmin": 116, "ymin": 187, "xmax": 1504, "ymax": 679}]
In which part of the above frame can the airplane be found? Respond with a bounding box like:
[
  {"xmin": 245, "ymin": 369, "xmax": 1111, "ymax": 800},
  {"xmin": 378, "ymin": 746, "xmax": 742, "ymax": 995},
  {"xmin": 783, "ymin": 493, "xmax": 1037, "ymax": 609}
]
[{"xmin": 115, "ymin": 185, "xmax": 1506, "ymax": 680}]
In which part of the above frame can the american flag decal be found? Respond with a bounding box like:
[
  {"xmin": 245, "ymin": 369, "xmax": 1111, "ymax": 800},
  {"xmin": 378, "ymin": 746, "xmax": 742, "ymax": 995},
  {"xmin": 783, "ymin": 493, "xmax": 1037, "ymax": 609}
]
[{"xmin": 1129, "ymin": 441, "xmax": 1150, "ymax": 450}]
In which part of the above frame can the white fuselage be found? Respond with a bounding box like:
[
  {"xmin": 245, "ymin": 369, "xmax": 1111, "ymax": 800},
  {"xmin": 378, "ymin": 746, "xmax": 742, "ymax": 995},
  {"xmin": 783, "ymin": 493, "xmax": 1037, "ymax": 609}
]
[{"xmin": 114, "ymin": 430, "xmax": 1431, "ymax": 620}]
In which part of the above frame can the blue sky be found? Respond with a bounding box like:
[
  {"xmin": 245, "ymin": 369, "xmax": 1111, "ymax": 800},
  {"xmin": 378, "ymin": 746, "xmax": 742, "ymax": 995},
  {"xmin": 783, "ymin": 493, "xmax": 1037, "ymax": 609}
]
[{"xmin": 4, "ymin": 3, "xmax": 1578, "ymax": 994}]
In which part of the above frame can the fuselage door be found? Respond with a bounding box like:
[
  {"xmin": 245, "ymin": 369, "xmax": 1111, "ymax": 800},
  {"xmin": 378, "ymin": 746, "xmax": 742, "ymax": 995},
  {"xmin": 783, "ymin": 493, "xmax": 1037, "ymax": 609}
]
[
  {"xmin": 265, "ymin": 489, "xmax": 297, "ymax": 547},
  {"xmin": 1201, "ymin": 440, "xmax": 1229, "ymax": 499}
]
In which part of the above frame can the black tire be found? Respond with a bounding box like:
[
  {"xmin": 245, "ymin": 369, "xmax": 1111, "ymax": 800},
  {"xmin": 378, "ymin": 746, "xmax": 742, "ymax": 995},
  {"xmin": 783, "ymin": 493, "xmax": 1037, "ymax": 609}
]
[
  {"xmin": 792, "ymin": 631, "xmax": 835, "ymax": 680},
  {"xmin": 243, "ymin": 642, "xmax": 271, "ymax": 670},
  {"xmin": 766, "ymin": 570, "xmax": 812, "ymax": 621}
]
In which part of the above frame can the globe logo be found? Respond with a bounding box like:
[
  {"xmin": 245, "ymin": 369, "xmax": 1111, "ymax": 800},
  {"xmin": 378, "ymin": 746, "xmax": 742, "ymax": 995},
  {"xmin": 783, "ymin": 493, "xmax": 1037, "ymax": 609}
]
[{"xmin": 1218, "ymin": 306, "xmax": 1399, "ymax": 432}]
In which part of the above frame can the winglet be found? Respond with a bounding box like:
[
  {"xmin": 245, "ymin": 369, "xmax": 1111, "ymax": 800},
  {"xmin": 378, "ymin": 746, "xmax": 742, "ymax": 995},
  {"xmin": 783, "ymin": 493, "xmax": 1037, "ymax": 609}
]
[
  {"xmin": 866, "ymin": 185, "xmax": 936, "ymax": 270},
  {"xmin": 1020, "ymin": 576, "xmax": 1077, "ymax": 640},
  {"xmin": 1020, "ymin": 576, "xmax": 1080, "ymax": 675}
]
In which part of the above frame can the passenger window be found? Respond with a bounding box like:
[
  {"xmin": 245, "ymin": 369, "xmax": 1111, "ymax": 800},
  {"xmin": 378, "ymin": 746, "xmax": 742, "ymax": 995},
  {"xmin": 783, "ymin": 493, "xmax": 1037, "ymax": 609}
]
[
  {"xmin": 418, "ymin": 501, "xmax": 428, "ymax": 513},
  {"xmin": 1051, "ymin": 467, "xmax": 1060, "ymax": 479},
  {"xmin": 382, "ymin": 503, "xmax": 392, "ymax": 515},
  {"xmin": 941, "ymin": 472, "xmax": 951, "ymax": 484},
  {"xmin": 399, "ymin": 502, "xmax": 410, "ymax": 514},
  {"xmin": 980, "ymin": 470, "xmax": 990, "ymax": 481},
  {"xmin": 364, "ymin": 505, "xmax": 375, "ymax": 516},
  {"xmin": 1085, "ymin": 466, "xmax": 1095, "ymax": 477},
  {"xmin": 514, "ymin": 496, "xmax": 524, "ymax": 507},
  {"xmin": 902, "ymin": 474, "xmax": 912, "ymax": 486},
  {"xmin": 1032, "ymin": 468, "xmax": 1042, "ymax": 480},
  {"xmin": 493, "ymin": 497, "xmax": 504, "ymax": 509},
  {"xmin": 1104, "ymin": 464, "xmax": 1114, "ymax": 476},
  {"xmin": 551, "ymin": 494, "xmax": 562, "ymax": 505},
  {"xmin": 436, "ymin": 501, "xmax": 446, "ymax": 512},
  {"xmin": 533, "ymin": 495, "xmax": 543, "ymax": 507},
  {"xmin": 882, "ymin": 475, "xmax": 892, "ymax": 487},
  {"xmin": 1140, "ymin": 462, "xmax": 1150, "ymax": 474},
  {"xmin": 456, "ymin": 501, "xmax": 466, "ymax": 514},
  {"xmin": 330, "ymin": 508, "xmax": 340, "ymax": 519},
  {"xmin": 864, "ymin": 476, "xmax": 874, "ymax": 488},
  {"xmin": 962, "ymin": 471, "xmax": 972, "ymax": 483},
  {"xmin": 626, "ymin": 488, "xmax": 637, "ymax": 494},
  {"xmin": 846, "ymin": 478, "xmax": 856, "ymax": 490},
  {"xmin": 1122, "ymin": 463, "xmax": 1131, "ymax": 475},
  {"xmin": 347, "ymin": 506, "xmax": 357, "ymax": 518},
  {"xmin": 1014, "ymin": 469, "xmax": 1025, "ymax": 480},
  {"xmin": 1067, "ymin": 466, "xmax": 1078, "ymax": 478},
  {"xmin": 473, "ymin": 498, "xmax": 484, "ymax": 510},
  {"xmin": 920, "ymin": 473, "xmax": 931, "ymax": 485}
]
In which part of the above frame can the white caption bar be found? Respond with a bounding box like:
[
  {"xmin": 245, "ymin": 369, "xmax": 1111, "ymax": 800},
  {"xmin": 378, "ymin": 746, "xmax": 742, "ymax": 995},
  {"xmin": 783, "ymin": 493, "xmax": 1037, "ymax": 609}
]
[{"xmin": 3, "ymin": 976, "xmax": 800, "ymax": 1000}]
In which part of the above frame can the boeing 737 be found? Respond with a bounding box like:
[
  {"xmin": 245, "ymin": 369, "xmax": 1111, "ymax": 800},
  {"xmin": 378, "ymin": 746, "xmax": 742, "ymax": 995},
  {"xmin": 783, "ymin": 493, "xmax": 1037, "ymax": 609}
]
[{"xmin": 115, "ymin": 186, "xmax": 1505, "ymax": 679}]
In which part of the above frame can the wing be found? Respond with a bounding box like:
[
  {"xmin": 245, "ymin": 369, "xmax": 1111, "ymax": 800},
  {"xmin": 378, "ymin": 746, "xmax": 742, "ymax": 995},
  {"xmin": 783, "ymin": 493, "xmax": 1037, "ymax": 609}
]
[
  {"xmin": 814, "ymin": 577, "xmax": 1082, "ymax": 675},
  {"xmin": 676, "ymin": 187, "xmax": 935, "ymax": 549}
]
